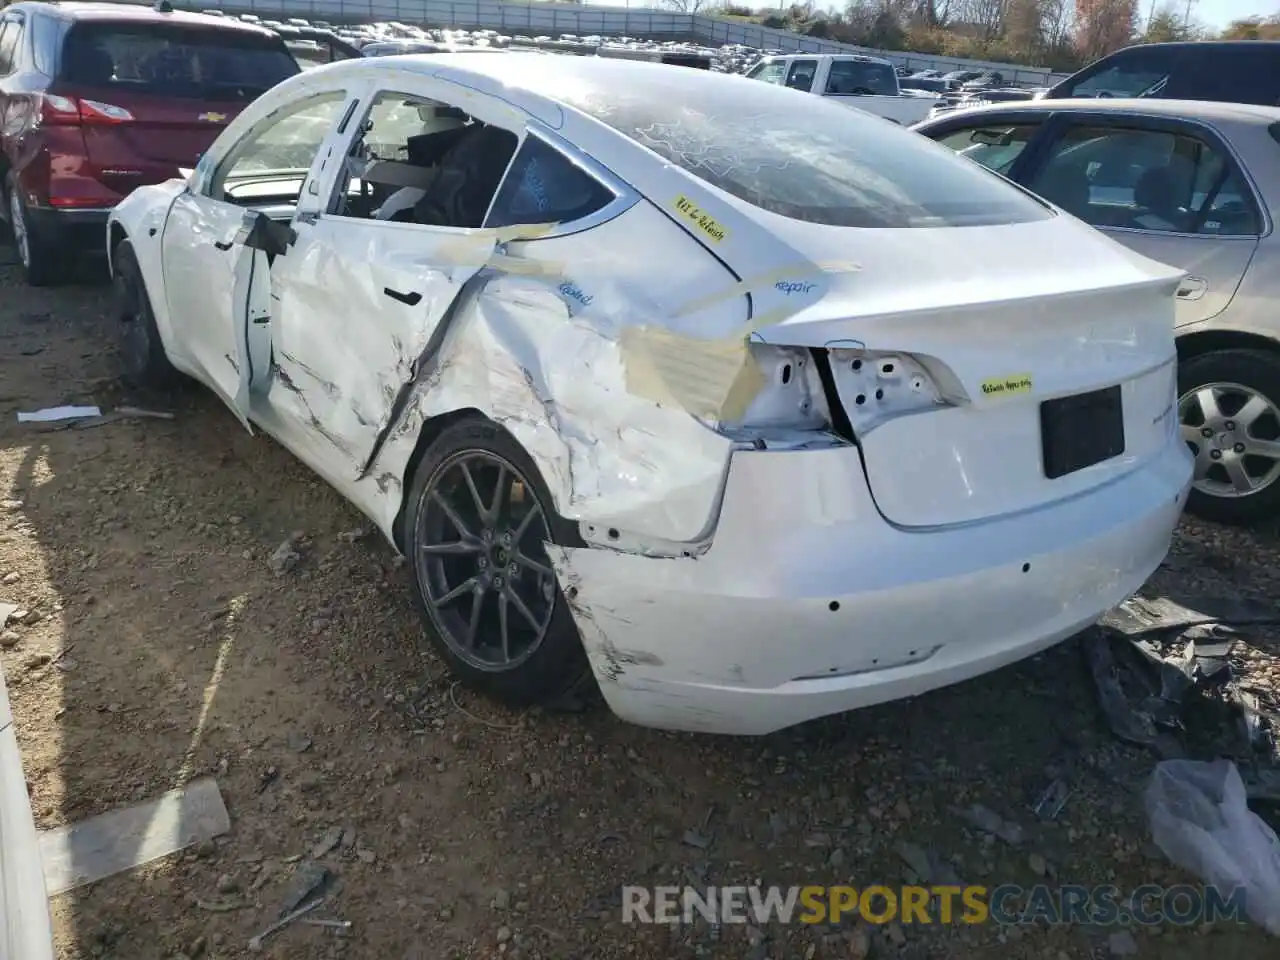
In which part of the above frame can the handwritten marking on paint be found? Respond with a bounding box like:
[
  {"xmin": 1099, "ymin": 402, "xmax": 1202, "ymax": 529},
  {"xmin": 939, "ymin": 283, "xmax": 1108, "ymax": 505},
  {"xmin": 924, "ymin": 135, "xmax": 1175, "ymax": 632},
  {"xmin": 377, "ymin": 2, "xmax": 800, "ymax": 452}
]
[
  {"xmin": 673, "ymin": 195, "xmax": 728, "ymax": 244},
  {"xmin": 980, "ymin": 374, "xmax": 1033, "ymax": 398},
  {"xmin": 775, "ymin": 280, "xmax": 817, "ymax": 296},
  {"xmin": 557, "ymin": 281, "xmax": 593, "ymax": 310}
]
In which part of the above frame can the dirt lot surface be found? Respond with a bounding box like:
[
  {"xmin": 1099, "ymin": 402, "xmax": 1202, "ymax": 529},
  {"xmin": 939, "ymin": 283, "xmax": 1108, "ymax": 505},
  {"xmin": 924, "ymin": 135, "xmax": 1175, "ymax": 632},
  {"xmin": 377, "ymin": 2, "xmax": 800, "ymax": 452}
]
[{"xmin": 2, "ymin": 245, "xmax": 1280, "ymax": 960}]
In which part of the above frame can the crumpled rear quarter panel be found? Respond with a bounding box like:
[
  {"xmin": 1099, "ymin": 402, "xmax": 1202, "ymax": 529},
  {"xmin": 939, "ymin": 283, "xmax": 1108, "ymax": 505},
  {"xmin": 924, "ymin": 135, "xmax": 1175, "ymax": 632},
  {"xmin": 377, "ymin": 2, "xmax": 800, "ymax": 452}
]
[{"xmin": 366, "ymin": 199, "xmax": 750, "ymax": 545}]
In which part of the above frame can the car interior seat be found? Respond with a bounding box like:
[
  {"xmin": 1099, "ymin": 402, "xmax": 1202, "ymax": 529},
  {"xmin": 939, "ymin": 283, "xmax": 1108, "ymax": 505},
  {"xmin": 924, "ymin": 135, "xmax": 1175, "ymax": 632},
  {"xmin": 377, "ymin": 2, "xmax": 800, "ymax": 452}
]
[
  {"xmin": 1035, "ymin": 165, "xmax": 1091, "ymax": 218},
  {"xmin": 411, "ymin": 123, "xmax": 519, "ymax": 228},
  {"xmin": 374, "ymin": 124, "xmax": 473, "ymax": 222},
  {"xmin": 1133, "ymin": 165, "xmax": 1184, "ymax": 230}
]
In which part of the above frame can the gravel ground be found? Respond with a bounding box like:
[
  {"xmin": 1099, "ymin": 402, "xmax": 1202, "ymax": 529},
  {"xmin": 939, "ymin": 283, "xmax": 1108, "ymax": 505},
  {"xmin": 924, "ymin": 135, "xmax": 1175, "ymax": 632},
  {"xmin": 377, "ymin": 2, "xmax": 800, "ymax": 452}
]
[{"xmin": 1, "ymin": 246, "xmax": 1278, "ymax": 960}]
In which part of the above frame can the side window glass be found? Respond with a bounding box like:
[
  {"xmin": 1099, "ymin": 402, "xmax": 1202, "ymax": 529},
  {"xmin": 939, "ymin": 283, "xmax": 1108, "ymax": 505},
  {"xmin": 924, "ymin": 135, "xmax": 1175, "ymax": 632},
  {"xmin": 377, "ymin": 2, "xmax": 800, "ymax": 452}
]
[
  {"xmin": 1179, "ymin": 49, "xmax": 1275, "ymax": 106},
  {"xmin": 0, "ymin": 21, "xmax": 19, "ymax": 75},
  {"xmin": 486, "ymin": 136, "xmax": 615, "ymax": 229},
  {"xmin": 785, "ymin": 59, "xmax": 816, "ymax": 92},
  {"xmin": 1028, "ymin": 124, "xmax": 1259, "ymax": 236},
  {"xmin": 747, "ymin": 61, "xmax": 785, "ymax": 85},
  {"xmin": 935, "ymin": 123, "xmax": 1040, "ymax": 176},
  {"xmin": 211, "ymin": 91, "xmax": 348, "ymax": 205},
  {"xmin": 329, "ymin": 89, "xmax": 518, "ymax": 228},
  {"xmin": 31, "ymin": 15, "xmax": 59, "ymax": 76},
  {"xmin": 824, "ymin": 60, "xmax": 896, "ymax": 96},
  {"xmin": 1194, "ymin": 162, "xmax": 1260, "ymax": 237},
  {"xmin": 1061, "ymin": 52, "xmax": 1174, "ymax": 99}
]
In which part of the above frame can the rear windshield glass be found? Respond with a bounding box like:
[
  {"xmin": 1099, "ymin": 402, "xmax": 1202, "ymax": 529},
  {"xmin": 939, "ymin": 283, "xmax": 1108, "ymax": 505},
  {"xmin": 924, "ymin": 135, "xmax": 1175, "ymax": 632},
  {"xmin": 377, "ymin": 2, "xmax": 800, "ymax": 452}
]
[
  {"xmin": 538, "ymin": 67, "xmax": 1050, "ymax": 228},
  {"xmin": 59, "ymin": 22, "xmax": 298, "ymax": 101},
  {"xmin": 825, "ymin": 59, "xmax": 898, "ymax": 96}
]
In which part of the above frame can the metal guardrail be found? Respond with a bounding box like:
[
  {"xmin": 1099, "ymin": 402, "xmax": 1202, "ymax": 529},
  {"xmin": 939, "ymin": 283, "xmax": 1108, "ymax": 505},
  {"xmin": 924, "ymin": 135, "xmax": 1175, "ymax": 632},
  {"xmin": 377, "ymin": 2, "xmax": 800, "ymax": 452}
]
[
  {"xmin": 190, "ymin": 0, "xmax": 1068, "ymax": 83},
  {"xmin": 196, "ymin": 0, "xmax": 692, "ymax": 35}
]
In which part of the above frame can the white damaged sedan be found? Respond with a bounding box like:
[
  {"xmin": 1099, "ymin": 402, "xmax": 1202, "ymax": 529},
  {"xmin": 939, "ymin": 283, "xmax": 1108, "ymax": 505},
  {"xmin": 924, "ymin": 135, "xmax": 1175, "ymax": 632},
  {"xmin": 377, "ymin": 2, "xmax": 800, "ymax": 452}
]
[{"xmin": 107, "ymin": 53, "xmax": 1193, "ymax": 736}]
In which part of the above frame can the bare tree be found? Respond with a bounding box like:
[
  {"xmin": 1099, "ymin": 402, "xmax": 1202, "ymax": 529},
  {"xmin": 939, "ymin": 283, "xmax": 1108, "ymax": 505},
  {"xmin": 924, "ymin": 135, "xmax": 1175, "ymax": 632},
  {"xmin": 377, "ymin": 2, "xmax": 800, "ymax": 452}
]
[
  {"xmin": 1074, "ymin": 0, "xmax": 1137, "ymax": 60},
  {"xmin": 1004, "ymin": 0, "xmax": 1045, "ymax": 52},
  {"xmin": 1040, "ymin": 0, "xmax": 1076, "ymax": 47},
  {"xmin": 658, "ymin": 0, "xmax": 712, "ymax": 12}
]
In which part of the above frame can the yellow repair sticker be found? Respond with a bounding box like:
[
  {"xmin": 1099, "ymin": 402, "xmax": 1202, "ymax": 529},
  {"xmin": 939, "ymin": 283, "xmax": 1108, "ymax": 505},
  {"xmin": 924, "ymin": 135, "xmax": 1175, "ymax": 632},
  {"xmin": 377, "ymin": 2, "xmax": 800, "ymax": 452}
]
[
  {"xmin": 673, "ymin": 195, "xmax": 729, "ymax": 244},
  {"xmin": 980, "ymin": 373, "xmax": 1034, "ymax": 398}
]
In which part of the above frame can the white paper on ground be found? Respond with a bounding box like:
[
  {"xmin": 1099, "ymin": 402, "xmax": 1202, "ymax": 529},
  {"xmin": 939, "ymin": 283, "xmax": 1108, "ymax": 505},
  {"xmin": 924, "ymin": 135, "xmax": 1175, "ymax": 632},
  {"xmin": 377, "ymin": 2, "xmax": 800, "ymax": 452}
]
[
  {"xmin": 39, "ymin": 777, "xmax": 230, "ymax": 895},
  {"xmin": 17, "ymin": 406, "xmax": 102, "ymax": 423}
]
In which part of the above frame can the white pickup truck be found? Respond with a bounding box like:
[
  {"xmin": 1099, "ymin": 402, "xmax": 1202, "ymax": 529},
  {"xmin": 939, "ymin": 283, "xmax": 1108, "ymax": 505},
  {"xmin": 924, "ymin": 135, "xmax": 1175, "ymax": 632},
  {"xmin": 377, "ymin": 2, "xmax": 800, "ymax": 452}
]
[{"xmin": 743, "ymin": 53, "xmax": 939, "ymax": 124}]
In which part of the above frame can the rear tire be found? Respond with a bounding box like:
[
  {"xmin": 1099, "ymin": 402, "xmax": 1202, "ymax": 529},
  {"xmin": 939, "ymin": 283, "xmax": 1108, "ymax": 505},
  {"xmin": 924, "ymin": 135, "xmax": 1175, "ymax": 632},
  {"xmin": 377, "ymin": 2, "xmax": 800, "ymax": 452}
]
[
  {"xmin": 5, "ymin": 174, "xmax": 61, "ymax": 288},
  {"xmin": 112, "ymin": 238, "xmax": 180, "ymax": 388},
  {"xmin": 1178, "ymin": 348, "xmax": 1280, "ymax": 525},
  {"xmin": 403, "ymin": 416, "xmax": 591, "ymax": 706}
]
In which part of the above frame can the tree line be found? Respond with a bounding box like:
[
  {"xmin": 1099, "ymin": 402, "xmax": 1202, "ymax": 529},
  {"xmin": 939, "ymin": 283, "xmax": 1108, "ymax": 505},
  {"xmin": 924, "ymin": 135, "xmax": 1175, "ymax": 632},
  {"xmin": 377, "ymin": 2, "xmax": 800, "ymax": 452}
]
[{"xmin": 695, "ymin": 0, "xmax": 1280, "ymax": 72}]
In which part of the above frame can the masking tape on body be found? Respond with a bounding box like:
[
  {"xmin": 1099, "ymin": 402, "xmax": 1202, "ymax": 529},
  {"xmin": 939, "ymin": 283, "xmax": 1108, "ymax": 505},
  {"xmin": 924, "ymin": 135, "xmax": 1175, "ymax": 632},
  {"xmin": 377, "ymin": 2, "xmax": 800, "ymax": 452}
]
[
  {"xmin": 980, "ymin": 374, "xmax": 1033, "ymax": 398},
  {"xmin": 422, "ymin": 215, "xmax": 864, "ymax": 422}
]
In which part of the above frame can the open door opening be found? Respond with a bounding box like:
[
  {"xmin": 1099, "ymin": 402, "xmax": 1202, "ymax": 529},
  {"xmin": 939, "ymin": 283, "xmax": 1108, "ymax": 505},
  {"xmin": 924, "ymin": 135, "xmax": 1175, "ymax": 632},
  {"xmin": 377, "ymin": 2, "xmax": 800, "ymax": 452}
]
[{"xmin": 228, "ymin": 210, "xmax": 291, "ymax": 427}]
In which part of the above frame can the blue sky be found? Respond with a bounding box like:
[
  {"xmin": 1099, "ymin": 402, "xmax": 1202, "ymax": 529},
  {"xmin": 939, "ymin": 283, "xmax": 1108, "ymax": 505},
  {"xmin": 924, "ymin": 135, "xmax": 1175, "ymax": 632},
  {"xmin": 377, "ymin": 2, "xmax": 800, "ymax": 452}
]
[{"xmin": 1173, "ymin": 0, "xmax": 1275, "ymax": 28}]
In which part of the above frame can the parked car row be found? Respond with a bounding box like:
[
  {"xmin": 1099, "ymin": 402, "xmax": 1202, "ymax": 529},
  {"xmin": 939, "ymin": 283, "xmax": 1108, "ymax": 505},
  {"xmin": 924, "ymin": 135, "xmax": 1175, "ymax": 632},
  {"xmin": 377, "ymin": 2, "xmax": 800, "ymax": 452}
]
[
  {"xmin": 742, "ymin": 53, "xmax": 943, "ymax": 125},
  {"xmin": 0, "ymin": 0, "xmax": 301, "ymax": 284},
  {"xmin": 208, "ymin": 12, "xmax": 743, "ymax": 72}
]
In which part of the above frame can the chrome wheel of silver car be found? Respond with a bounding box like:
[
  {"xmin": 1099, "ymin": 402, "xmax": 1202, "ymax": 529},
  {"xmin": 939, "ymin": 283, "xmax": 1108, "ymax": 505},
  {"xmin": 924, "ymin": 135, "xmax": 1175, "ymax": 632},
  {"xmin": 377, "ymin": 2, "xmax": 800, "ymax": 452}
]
[
  {"xmin": 8, "ymin": 187, "xmax": 29, "ymax": 270},
  {"xmin": 1179, "ymin": 381, "xmax": 1280, "ymax": 499},
  {"xmin": 413, "ymin": 450, "xmax": 558, "ymax": 672}
]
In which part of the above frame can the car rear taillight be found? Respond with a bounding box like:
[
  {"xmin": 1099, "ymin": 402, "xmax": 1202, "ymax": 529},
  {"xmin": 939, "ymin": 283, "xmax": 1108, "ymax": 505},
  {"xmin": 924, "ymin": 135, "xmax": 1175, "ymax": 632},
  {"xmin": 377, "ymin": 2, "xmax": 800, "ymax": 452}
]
[{"xmin": 40, "ymin": 94, "xmax": 135, "ymax": 126}]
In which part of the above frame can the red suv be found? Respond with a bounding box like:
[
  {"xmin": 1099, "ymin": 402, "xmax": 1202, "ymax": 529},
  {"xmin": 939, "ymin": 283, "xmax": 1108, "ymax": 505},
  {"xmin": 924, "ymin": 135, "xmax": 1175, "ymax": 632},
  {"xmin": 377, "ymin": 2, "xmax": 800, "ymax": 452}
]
[{"xmin": 0, "ymin": 1, "xmax": 300, "ymax": 285}]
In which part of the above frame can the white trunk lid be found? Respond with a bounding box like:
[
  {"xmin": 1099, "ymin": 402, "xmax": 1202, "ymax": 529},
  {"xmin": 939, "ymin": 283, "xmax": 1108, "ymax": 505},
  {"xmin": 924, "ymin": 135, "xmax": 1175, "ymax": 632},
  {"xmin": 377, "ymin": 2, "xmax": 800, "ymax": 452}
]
[{"xmin": 744, "ymin": 214, "xmax": 1185, "ymax": 527}]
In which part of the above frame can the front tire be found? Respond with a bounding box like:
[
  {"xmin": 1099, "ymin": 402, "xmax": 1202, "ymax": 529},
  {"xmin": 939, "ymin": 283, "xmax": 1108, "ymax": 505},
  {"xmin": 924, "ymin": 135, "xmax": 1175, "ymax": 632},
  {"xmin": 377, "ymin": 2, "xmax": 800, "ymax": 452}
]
[
  {"xmin": 1178, "ymin": 348, "xmax": 1280, "ymax": 525},
  {"xmin": 5, "ymin": 174, "xmax": 60, "ymax": 288},
  {"xmin": 403, "ymin": 416, "xmax": 589, "ymax": 705},
  {"xmin": 112, "ymin": 238, "xmax": 180, "ymax": 388}
]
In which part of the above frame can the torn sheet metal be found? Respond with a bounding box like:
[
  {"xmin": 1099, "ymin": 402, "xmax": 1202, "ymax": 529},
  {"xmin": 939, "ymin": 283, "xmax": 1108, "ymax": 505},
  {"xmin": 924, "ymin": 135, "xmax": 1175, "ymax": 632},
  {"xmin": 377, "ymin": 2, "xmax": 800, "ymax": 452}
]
[
  {"xmin": 379, "ymin": 272, "xmax": 739, "ymax": 543},
  {"xmin": 266, "ymin": 219, "xmax": 505, "ymax": 473},
  {"xmin": 232, "ymin": 246, "xmax": 274, "ymax": 406},
  {"xmin": 358, "ymin": 200, "xmax": 849, "ymax": 546}
]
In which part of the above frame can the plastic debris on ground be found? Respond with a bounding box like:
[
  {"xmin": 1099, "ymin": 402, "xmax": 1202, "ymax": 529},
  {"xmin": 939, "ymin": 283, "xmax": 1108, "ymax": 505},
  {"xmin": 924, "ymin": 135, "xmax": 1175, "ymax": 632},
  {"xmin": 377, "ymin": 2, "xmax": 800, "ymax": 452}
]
[
  {"xmin": 1085, "ymin": 593, "xmax": 1280, "ymax": 797},
  {"xmin": 1146, "ymin": 759, "xmax": 1280, "ymax": 935},
  {"xmin": 1086, "ymin": 592, "xmax": 1280, "ymax": 935}
]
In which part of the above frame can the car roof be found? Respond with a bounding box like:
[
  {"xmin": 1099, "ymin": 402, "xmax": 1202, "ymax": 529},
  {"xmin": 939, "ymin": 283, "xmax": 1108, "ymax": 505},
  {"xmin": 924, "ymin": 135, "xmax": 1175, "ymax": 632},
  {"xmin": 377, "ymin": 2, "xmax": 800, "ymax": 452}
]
[
  {"xmin": 327, "ymin": 49, "xmax": 750, "ymax": 95},
  {"xmin": 11, "ymin": 0, "xmax": 274, "ymax": 33},
  {"xmin": 947, "ymin": 97, "xmax": 1280, "ymax": 127},
  {"xmin": 1110, "ymin": 39, "xmax": 1280, "ymax": 52},
  {"xmin": 765, "ymin": 51, "xmax": 893, "ymax": 65}
]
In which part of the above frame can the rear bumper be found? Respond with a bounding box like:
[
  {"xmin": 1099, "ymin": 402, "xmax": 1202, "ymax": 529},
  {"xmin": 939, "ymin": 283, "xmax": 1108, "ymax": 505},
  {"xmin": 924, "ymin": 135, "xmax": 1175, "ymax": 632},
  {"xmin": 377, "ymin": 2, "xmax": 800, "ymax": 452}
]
[
  {"xmin": 549, "ymin": 437, "xmax": 1192, "ymax": 736},
  {"xmin": 25, "ymin": 206, "xmax": 114, "ymax": 253}
]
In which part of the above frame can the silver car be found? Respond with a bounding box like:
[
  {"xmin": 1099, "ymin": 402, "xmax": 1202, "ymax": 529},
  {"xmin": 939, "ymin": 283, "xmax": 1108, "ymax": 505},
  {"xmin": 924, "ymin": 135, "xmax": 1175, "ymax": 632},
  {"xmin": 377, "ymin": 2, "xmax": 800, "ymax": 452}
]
[{"xmin": 916, "ymin": 99, "xmax": 1280, "ymax": 525}]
